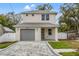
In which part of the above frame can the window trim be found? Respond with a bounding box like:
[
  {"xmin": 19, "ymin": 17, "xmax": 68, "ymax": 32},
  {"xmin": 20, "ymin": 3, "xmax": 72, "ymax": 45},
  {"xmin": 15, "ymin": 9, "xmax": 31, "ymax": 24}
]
[
  {"xmin": 41, "ymin": 14, "xmax": 49, "ymax": 21},
  {"xmin": 46, "ymin": 14, "xmax": 49, "ymax": 20},
  {"xmin": 41, "ymin": 14, "xmax": 45, "ymax": 20}
]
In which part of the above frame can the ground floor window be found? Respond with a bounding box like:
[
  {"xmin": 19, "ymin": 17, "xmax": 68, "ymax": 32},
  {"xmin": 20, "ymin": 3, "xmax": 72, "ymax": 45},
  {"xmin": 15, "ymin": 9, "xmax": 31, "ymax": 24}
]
[{"xmin": 48, "ymin": 29, "xmax": 52, "ymax": 35}]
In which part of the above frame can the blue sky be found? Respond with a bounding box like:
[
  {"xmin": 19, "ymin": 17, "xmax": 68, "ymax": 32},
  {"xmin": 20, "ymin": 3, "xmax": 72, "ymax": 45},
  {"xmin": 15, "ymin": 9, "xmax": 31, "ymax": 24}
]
[{"xmin": 0, "ymin": 3, "xmax": 63, "ymax": 14}]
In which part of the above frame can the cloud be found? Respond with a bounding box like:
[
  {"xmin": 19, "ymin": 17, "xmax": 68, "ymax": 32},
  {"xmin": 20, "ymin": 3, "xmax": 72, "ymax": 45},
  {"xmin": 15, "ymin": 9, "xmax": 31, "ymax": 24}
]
[
  {"xmin": 31, "ymin": 4, "xmax": 36, "ymax": 8},
  {"xmin": 24, "ymin": 5, "xmax": 32, "ymax": 11},
  {"xmin": 24, "ymin": 4, "xmax": 36, "ymax": 11}
]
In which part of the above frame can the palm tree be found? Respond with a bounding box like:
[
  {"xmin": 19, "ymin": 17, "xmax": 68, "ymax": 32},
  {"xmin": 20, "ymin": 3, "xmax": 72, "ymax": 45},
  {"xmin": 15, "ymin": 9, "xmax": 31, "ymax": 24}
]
[
  {"xmin": 36, "ymin": 3, "xmax": 53, "ymax": 10},
  {"xmin": 59, "ymin": 3, "xmax": 79, "ymax": 33}
]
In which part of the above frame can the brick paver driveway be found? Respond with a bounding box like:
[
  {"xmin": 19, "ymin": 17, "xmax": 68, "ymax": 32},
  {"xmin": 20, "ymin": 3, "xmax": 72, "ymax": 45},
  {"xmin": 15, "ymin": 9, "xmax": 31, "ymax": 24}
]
[{"xmin": 0, "ymin": 41, "xmax": 59, "ymax": 56}]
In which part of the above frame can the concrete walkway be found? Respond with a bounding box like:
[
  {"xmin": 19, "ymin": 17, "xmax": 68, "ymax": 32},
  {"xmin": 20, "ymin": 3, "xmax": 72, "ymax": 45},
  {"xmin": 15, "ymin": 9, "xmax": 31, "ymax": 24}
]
[
  {"xmin": 0, "ymin": 49, "xmax": 3, "ymax": 51},
  {"xmin": 0, "ymin": 41, "xmax": 59, "ymax": 56},
  {"xmin": 54, "ymin": 49, "xmax": 77, "ymax": 52}
]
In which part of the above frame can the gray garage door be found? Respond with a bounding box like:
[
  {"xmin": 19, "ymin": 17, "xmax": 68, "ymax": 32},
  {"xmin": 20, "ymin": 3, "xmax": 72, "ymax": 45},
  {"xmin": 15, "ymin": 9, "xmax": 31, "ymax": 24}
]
[{"xmin": 20, "ymin": 29, "xmax": 35, "ymax": 41}]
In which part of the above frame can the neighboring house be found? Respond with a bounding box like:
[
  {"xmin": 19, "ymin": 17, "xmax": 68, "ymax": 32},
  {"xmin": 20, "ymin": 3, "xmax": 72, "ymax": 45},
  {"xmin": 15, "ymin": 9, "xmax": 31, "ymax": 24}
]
[
  {"xmin": 15, "ymin": 10, "xmax": 59, "ymax": 41},
  {"xmin": 3, "ymin": 27, "xmax": 14, "ymax": 33}
]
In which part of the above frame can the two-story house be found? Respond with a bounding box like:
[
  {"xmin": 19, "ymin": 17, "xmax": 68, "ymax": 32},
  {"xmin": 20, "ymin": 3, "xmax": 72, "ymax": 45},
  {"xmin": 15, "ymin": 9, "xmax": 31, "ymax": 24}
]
[{"xmin": 15, "ymin": 10, "xmax": 59, "ymax": 41}]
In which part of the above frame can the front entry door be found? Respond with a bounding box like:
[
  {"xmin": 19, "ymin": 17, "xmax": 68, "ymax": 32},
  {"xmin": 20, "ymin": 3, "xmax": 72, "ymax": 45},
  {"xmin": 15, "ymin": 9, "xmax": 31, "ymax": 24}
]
[{"xmin": 41, "ymin": 28, "xmax": 45, "ymax": 40}]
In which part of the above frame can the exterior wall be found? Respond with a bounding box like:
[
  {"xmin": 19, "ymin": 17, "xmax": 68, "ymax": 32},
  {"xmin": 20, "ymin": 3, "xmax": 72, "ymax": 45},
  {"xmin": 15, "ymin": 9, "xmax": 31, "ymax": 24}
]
[
  {"xmin": 49, "ymin": 14, "xmax": 56, "ymax": 24},
  {"xmin": 44, "ymin": 28, "xmax": 54, "ymax": 40},
  {"xmin": 21, "ymin": 14, "xmax": 56, "ymax": 24},
  {"xmin": 44, "ymin": 27, "xmax": 58, "ymax": 41},
  {"xmin": 16, "ymin": 28, "xmax": 20, "ymax": 41},
  {"xmin": 35, "ymin": 28, "xmax": 41, "ymax": 41}
]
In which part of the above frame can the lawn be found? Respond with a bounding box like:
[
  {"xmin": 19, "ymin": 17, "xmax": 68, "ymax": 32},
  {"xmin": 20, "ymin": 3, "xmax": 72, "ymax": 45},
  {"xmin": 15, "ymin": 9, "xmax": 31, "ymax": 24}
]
[
  {"xmin": 0, "ymin": 41, "xmax": 16, "ymax": 49},
  {"xmin": 48, "ymin": 41, "xmax": 79, "ymax": 49},
  {"xmin": 60, "ymin": 52, "xmax": 79, "ymax": 56}
]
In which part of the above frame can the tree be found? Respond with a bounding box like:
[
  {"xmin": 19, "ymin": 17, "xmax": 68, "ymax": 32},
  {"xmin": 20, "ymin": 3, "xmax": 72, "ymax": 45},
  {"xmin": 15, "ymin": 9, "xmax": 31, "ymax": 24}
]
[
  {"xmin": 7, "ymin": 12, "xmax": 21, "ymax": 24},
  {"xmin": 59, "ymin": 3, "xmax": 79, "ymax": 32},
  {"xmin": 58, "ymin": 23, "xmax": 68, "ymax": 32},
  {"xmin": 36, "ymin": 3, "xmax": 53, "ymax": 10},
  {"xmin": 0, "ymin": 15, "xmax": 15, "ymax": 31}
]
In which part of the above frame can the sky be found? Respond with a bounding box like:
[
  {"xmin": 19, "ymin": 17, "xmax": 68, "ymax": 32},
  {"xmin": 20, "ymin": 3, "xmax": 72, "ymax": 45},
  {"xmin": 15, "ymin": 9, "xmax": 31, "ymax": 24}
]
[{"xmin": 0, "ymin": 3, "xmax": 63, "ymax": 14}]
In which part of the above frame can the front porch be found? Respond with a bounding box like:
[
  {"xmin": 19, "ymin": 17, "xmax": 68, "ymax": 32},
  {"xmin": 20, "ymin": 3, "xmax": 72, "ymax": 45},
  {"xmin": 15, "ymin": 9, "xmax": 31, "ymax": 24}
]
[{"xmin": 40, "ymin": 27, "xmax": 58, "ymax": 41}]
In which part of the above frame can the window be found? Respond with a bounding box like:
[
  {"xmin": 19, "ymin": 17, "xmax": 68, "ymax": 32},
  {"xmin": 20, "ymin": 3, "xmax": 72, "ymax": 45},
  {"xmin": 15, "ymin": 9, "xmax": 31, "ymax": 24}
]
[
  {"xmin": 32, "ymin": 14, "xmax": 34, "ymax": 16},
  {"xmin": 26, "ymin": 14, "xmax": 28, "ymax": 16},
  {"xmin": 46, "ymin": 14, "xmax": 49, "ymax": 20},
  {"xmin": 41, "ymin": 14, "xmax": 49, "ymax": 21},
  {"xmin": 41, "ymin": 14, "xmax": 45, "ymax": 20},
  {"xmin": 48, "ymin": 29, "xmax": 52, "ymax": 35}
]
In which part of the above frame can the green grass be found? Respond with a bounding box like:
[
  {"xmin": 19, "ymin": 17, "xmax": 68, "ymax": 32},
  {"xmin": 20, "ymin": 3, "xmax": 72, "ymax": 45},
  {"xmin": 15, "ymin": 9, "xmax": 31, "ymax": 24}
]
[
  {"xmin": 48, "ymin": 41, "xmax": 72, "ymax": 49},
  {"xmin": 48, "ymin": 41, "xmax": 79, "ymax": 49},
  {"xmin": 48, "ymin": 41, "xmax": 79, "ymax": 56},
  {"xmin": 0, "ymin": 41, "xmax": 16, "ymax": 49},
  {"xmin": 60, "ymin": 52, "xmax": 79, "ymax": 56}
]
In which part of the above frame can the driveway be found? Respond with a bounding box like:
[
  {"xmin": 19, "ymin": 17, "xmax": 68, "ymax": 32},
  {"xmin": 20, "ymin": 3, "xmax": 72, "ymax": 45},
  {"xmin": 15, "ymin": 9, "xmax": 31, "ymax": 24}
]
[{"xmin": 0, "ymin": 41, "xmax": 59, "ymax": 56}]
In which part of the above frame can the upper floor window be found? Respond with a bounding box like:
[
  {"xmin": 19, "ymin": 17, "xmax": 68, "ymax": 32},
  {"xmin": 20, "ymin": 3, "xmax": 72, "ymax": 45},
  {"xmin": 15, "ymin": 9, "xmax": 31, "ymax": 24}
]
[
  {"xmin": 46, "ymin": 14, "xmax": 49, "ymax": 20},
  {"xmin": 41, "ymin": 14, "xmax": 45, "ymax": 20},
  {"xmin": 48, "ymin": 29, "xmax": 52, "ymax": 35},
  {"xmin": 41, "ymin": 14, "xmax": 49, "ymax": 21},
  {"xmin": 26, "ymin": 14, "xmax": 28, "ymax": 16},
  {"xmin": 32, "ymin": 14, "xmax": 34, "ymax": 16}
]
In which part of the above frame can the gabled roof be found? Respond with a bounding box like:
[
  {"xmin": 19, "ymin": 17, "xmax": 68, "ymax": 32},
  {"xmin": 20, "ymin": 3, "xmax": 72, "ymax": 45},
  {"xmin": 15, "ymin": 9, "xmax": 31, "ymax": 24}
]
[{"xmin": 21, "ymin": 10, "xmax": 57, "ymax": 14}]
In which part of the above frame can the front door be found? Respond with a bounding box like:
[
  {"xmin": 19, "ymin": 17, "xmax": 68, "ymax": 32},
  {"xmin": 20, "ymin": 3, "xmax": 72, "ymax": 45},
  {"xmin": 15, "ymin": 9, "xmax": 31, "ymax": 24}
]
[{"xmin": 41, "ymin": 28, "xmax": 45, "ymax": 40}]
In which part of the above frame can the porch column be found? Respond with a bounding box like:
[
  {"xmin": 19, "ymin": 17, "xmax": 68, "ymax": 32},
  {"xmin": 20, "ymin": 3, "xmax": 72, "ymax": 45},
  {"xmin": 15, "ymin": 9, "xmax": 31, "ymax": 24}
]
[
  {"xmin": 54, "ymin": 27, "xmax": 58, "ymax": 41},
  {"xmin": 35, "ymin": 28, "xmax": 41, "ymax": 41},
  {"xmin": 16, "ymin": 28, "xmax": 20, "ymax": 41}
]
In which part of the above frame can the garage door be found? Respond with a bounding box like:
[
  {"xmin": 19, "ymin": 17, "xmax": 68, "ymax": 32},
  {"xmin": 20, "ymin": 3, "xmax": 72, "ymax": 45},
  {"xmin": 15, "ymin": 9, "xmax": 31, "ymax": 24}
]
[{"xmin": 20, "ymin": 29, "xmax": 35, "ymax": 41}]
